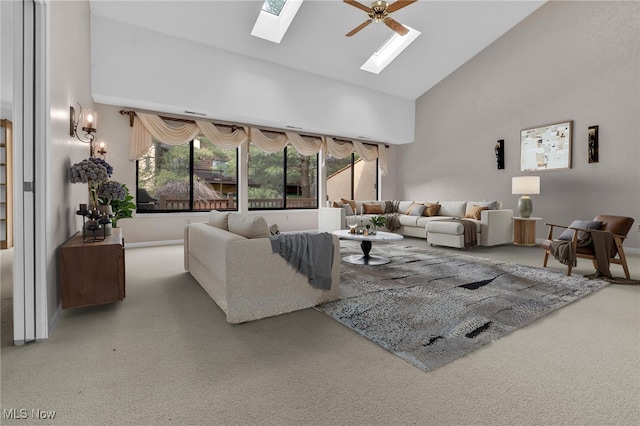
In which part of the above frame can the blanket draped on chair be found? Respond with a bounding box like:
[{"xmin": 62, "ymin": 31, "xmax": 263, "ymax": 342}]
[
  {"xmin": 549, "ymin": 227, "xmax": 595, "ymax": 267},
  {"xmin": 269, "ymin": 233, "xmax": 334, "ymax": 290},
  {"xmin": 549, "ymin": 240, "xmax": 576, "ymax": 266}
]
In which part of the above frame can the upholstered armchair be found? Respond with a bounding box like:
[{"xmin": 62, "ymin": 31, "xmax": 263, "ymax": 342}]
[{"xmin": 541, "ymin": 215, "xmax": 634, "ymax": 278}]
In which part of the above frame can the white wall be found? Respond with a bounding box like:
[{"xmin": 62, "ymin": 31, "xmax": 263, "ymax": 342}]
[
  {"xmin": 47, "ymin": 0, "xmax": 96, "ymax": 329},
  {"xmin": 90, "ymin": 14, "xmax": 414, "ymax": 146},
  {"xmin": 396, "ymin": 1, "xmax": 640, "ymax": 249}
]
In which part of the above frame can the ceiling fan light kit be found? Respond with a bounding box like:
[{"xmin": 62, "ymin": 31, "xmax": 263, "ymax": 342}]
[{"xmin": 344, "ymin": 0, "xmax": 417, "ymax": 37}]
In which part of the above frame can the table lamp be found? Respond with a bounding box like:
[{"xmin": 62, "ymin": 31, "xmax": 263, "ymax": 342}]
[{"xmin": 512, "ymin": 176, "xmax": 540, "ymax": 218}]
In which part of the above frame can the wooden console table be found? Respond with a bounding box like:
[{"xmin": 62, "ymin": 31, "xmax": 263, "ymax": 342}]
[
  {"xmin": 60, "ymin": 228, "xmax": 125, "ymax": 309},
  {"xmin": 512, "ymin": 217, "xmax": 542, "ymax": 247}
]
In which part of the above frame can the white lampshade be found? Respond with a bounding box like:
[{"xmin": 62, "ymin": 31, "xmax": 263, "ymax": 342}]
[{"xmin": 512, "ymin": 176, "xmax": 540, "ymax": 195}]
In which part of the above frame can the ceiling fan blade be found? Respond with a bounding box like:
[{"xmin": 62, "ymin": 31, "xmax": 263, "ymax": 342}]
[
  {"xmin": 346, "ymin": 19, "xmax": 372, "ymax": 37},
  {"xmin": 384, "ymin": 17, "xmax": 409, "ymax": 36},
  {"xmin": 386, "ymin": 0, "xmax": 417, "ymax": 14},
  {"xmin": 344, "ymin": 0, "xmax": 372, "ymax": 14}
]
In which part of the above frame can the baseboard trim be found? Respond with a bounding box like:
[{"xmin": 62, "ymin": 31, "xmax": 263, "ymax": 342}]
[{"xmin": 125, "ymin": 239, "xmax": 184, "ymax": 248}]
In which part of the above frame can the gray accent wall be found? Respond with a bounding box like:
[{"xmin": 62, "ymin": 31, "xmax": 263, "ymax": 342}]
[{"xmin": 397, "ymin": 1, "xmax": 640, "ymax": 249}]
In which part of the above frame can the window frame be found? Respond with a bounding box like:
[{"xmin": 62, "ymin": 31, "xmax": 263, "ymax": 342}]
[
  {"xmin": 135, "ymin": 140, "xmax": 239, "ymax": 213},
  {"xmin": 326, "ymin": 153, "xmax": 379, "ymax": 201},
  {"xmin": 248, "ymin": 146, "xmax": 319, "ymax": 211}
]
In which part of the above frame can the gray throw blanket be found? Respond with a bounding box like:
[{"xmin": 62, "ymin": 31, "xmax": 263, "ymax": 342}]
[
  {"xmin": 269, "ymin": 232, "xmax": 334, "ymax": 290},
  {"xmin": 384, "ymin": 200, "xmax": 401, "ymax": 232},
  {"xmin": 549, "ymin": 228, "xmax": 594, "ymax": 267},
  {"xmin": 440, "ymin": 219, "xmax": 478, "ymax": 249},
  {"xmin": 589, "ymin": 229, "xmax": 613, "ymax": 278},
  {"xmin": 549, "ymin": 240, "xmax": 576, "ymax": 266}
]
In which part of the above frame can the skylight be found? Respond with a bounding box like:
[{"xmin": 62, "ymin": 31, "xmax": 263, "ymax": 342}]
[
  {"xmin": 262, "ymin": 0, "xmax": 287, "ymax": 16},
  {"xmin": 360, "ymin": 26, "xmax": 421, "ymax": 74},
  {"xmin": 251, "ymin": 0, "xmax": 304, "ymax": 44}
]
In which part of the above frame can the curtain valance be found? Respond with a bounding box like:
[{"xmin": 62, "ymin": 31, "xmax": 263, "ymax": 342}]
[{"xmin": 127, "ymin": 111, "xmax": 387, "ymax": 174}]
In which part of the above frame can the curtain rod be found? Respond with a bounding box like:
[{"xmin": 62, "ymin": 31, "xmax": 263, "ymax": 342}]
[
  {"xmin": 118, "ymin": 109, "xmax": 238, "ymax": 130},
  {"xmin": 118, "ymin": 109, "xmax": 387, "ymax": 148}
]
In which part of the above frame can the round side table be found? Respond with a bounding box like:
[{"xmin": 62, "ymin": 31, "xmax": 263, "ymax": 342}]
[{"xmin": 512, "ymin": 217, "xmax": 542, "ymax": 246}]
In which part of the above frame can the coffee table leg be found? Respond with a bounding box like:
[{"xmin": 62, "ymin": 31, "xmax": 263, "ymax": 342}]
[
  {"xmin": 361, "ymin": 241, "xmax": 372, "ymax": 258},
  {"xmin": 342, "ymin": 240, "xmax": 390, "ymax": 265}
]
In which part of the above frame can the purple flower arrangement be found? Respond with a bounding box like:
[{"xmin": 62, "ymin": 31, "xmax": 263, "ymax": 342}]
[{"xmin": 97, "ymin": 181, "xmax": 126, "ymax": 204}]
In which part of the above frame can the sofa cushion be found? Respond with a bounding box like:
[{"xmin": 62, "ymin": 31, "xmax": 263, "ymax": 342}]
[
  {"xmin": 341, "ymin": 203, "xmax": 354, "ymax": 216},
  {"xmin": 340, "ymin": 198, "xmax": 357, "ymax": 214},
  {"xmin": 363, "ymin": 203, "xmax": 384, "ymax": 214},
  {"xmin": 465, "ymin": 200, "xmax": 498, "ymax": 216},
  {"xmin": 465, "ymin": 205, "xmax": 489, "ymax": 220},
  {"xmin": 405, "ymin": 203, "xmax": 426, "ymax": 216},
  {"xmin": 438, "ymin": 201, "xmax": 467, "ymax": 217},
  {"xmin": 422, "ymin": 202, "xmax": 441, "ymax": 217},
  {"xmin": 398, "ymin": 201, "xmax": 414, "ymax": 214},
  {"xmin": 228, "ymin": 214, "xmax": 271, "ymax": 239},
  {"xmin": 208, "ymin": 210, "xmax": 230, "ymax": 230},
  {"xmin": 399, "ymin": 215, "xmax": 420, "ymax": 227},
  {"xmin": 331, "ymin": 200, "xmax": 341, "ymax": 208},
  {"xmin": 557, "ymin": 220, "xmax": 603, "ymax": 241}
]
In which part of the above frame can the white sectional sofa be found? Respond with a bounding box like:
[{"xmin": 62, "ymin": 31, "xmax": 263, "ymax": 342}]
[
  {"xmin": 318, "ymin": 199, "xmax": 513, "ymax": 248},
  {"xmin": 185, "ymin": 212, "xmax": 340, "ymax": 323}
]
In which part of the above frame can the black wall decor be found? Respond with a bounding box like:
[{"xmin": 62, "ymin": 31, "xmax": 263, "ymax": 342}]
[
  {"xmin": 588, "ymin": 125, "xmax": 599, "ymax": 163},
  {"xmin": 495, "ymin": 140, "xmax": 505, "ymax": 169}
]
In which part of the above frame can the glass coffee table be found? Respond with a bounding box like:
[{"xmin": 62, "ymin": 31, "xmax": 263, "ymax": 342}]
[{"xmin": 332, "ymin": 229, "xmax": 404, "ymax": 265}]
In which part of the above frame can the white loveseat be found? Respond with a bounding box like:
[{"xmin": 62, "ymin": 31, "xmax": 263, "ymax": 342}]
[
  {"xmin": 318, "ymin": 200, "xmax": 513, "ymax": 248},
  {"xmin": 184, "ymin": 212, "xmax": 340, "ymax": 323}
]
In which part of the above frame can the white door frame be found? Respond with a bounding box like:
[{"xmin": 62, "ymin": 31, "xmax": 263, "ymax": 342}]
[{"xmin": 13, "ymin": 0, "xmax": 48, "ymax": 345}]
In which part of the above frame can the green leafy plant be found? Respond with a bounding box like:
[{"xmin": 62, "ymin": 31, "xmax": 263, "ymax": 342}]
[
  {"xmin": 108, "ymin": 184, "xmax": 136, "ymax": 227},
  {"xmin": 370, "ymin": 215, "xmax": 387, "ymax": 228}
]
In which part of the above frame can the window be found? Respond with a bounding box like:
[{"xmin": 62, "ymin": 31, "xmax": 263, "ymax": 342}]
[
  {"xmin": 136, "ymin": 138, "xmax": 238, "ymax": 212},
  {"xmin": 248, "ymin": 145, "xmax": 318, "ymax": 210},
  {"xmin": 326, "ymin": 153, "xmax": 378, "ymax": 201}
]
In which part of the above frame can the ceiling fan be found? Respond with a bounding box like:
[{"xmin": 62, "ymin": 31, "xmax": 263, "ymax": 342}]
[{"xmin": 344, "ymin": 0, "xmax": 417, "ymax": 37}]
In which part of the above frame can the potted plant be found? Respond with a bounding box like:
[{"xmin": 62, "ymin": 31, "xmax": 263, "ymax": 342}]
[
  {"xmin": 370, "ymin": 215, "xmax": 387, "ymax": 234},
  {"xmin": 97, "ymin": 181, "xmax": 136, "ymax": 227}
]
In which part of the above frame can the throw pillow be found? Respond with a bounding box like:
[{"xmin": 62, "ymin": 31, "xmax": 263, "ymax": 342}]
[
  {"xmin": 465, "ymin": 205, "xmax": 489, "ymax": 220},
  {"xmin": 341, "ymin": 203, "xmax": 354, "ymax": 216},
  {"xmin": 340, "ymin": 198, "xmax": 357, "ymax": 215},
  {"xmin": 558, "ymin": 220, "xmax": 603, "ymax": 241},
  {"xmin": 422, "ymin": 202, "xmax": 441, "ymax": 217},
  {"xmin": 228, "ymin": 213, "xmax": 271, "ymax": 239},
  {"xmin": 331, "ymin": 200, "xmax": 341, "ymax": 208},
  {"xmin": 406, "ymin": 203, "xmax": 426, "ymax": 216},
  {"xmin": 208, "ymin": 210, "xmax": 230, "ymax": 230},
  {"xmin": 384, "ymin": 200, "xmax": 394, "ymax": 214},
  {"xmin": 438, "ymin": 201, "xmax": 467, "ymax": 218},
  {"xmin": 363, "ymin": 203, "xmax": 384, "ymax": 214},
  {"xmin": 466, "ymin": 200, "xmax": 498, "ymax": 216}
]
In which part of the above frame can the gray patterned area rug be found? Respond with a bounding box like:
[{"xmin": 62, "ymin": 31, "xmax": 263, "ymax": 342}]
[{"xmin": 316, "ymin": 241, "xmax": 609, "ymax": 372}]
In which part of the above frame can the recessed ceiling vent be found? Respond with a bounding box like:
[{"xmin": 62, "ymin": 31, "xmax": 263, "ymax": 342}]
[{"xmin": 184, "ymin": 111, "xmax": 207, "ymax": 116}]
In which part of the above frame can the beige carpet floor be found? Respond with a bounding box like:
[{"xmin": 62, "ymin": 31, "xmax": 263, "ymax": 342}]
[{"xmin": 1, "ymin": 240, "xmax": 639, "ymax": 425}]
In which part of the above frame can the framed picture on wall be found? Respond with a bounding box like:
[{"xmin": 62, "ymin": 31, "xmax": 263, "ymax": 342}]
[
  {"xmin": 588, "ymin": 125, "xmax": 599, "ymax": 163},
  {"xmin": 520, "ymin": 121, "xmax": 572, "ymax": 171}
]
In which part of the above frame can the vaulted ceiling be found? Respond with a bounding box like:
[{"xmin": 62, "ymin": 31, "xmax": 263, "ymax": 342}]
[{"xmin": 89, "ymin": 0, "xmax": 546, "ymax": 100}]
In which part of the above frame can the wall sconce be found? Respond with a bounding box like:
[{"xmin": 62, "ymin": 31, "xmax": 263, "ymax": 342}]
[
  {"xmin": 495, "ymin": 140, "xmax": 505, "ymax": 169},
  {"xmin": 70, "ymin": 103, "xmax": 98, "ymax": 156},
  {"xmin": 96, "ymin": 141, "xmax": 107, "ymax": 158}
]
